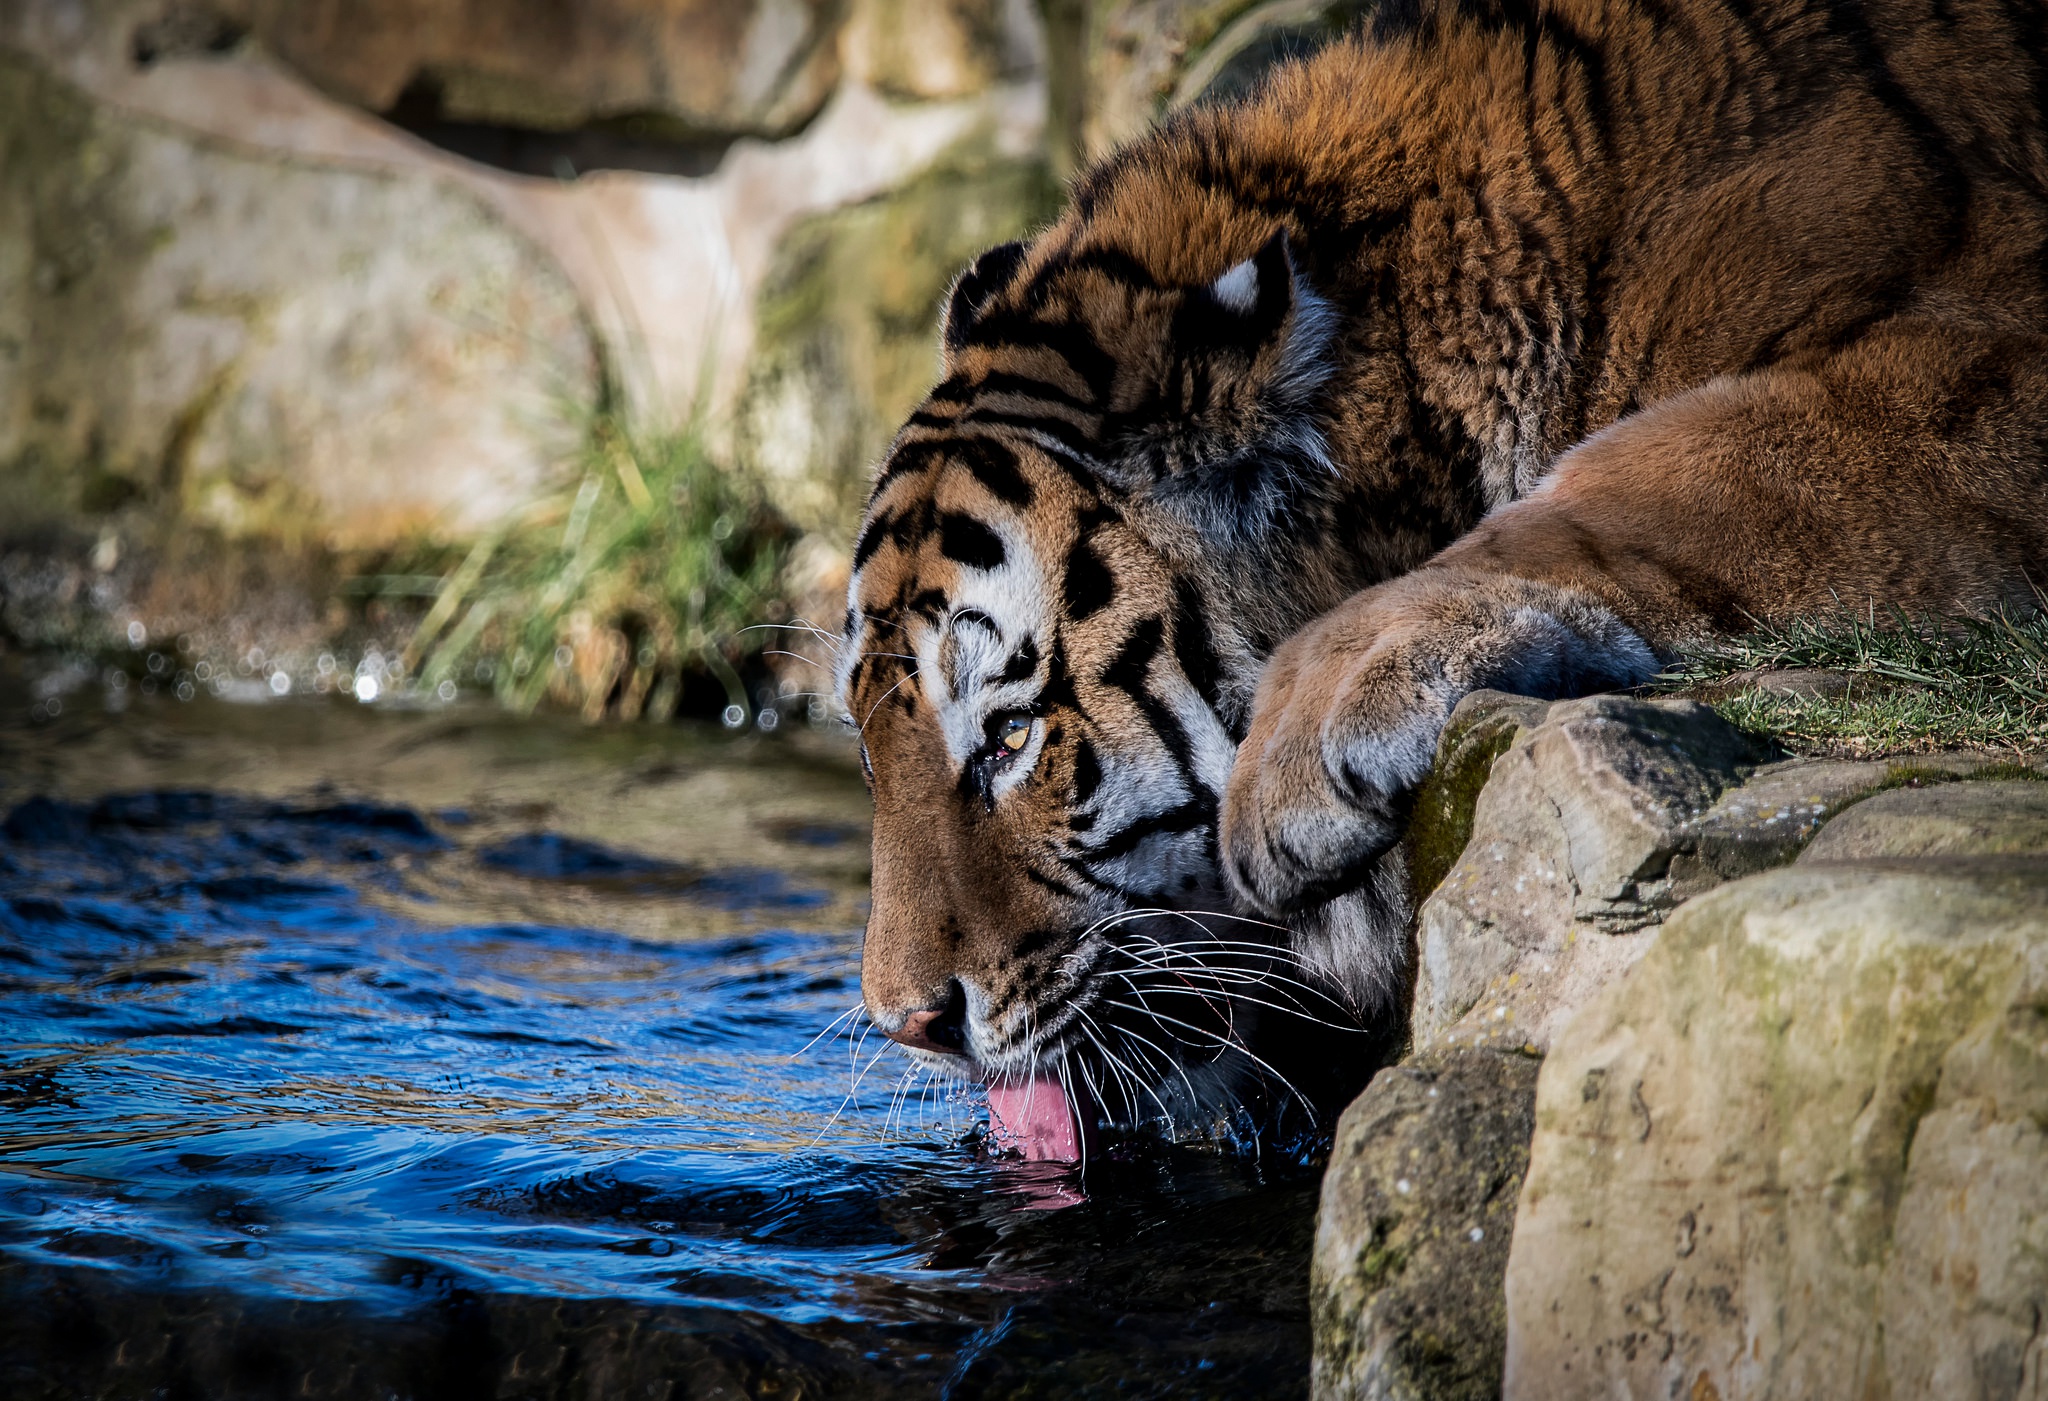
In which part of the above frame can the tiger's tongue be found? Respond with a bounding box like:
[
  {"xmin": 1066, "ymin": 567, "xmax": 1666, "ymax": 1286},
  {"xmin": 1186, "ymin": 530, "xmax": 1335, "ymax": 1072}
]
[{"xmin": 987, "ymin": 1074, "xmax": 1093, "ymax": 1163}]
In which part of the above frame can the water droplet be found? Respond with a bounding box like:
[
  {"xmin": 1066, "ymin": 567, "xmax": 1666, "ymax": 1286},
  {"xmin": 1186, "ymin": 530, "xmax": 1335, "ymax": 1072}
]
[
  {"xmin": 756, "ymin": 708, "xmax": 780, "ymax": 732},
  {"xmin": 721, "ymin": 704, "xmax": 746, "ymax": 729},
  {"xmin": 436, "ymin": 680, "xmax": 456, "ymax": 702},
  {"xmin": 126, "ymin": 620, "xmax": 146, "ymax": 646},
  {"xmin": 268, "ymin": 671, "xmax": 291, "ymax": 697},
  {"xmin": 1469, "ymin": 1226, "xmax": 1485, "ymax": 1242},
  {"xmin": 355, "ymin": 674, "xmax": 380, "ymax": 703}
]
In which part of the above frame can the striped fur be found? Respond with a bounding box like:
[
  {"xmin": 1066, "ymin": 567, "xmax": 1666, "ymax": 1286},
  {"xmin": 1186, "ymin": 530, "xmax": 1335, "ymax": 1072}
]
[{"xmin": 838, "ymin": 0, "xmax": 2048, "ymax": 1137}]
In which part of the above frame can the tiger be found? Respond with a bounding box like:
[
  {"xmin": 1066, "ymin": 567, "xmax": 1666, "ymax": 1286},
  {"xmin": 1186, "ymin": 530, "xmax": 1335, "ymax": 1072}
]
[{"xmin": 833, "ymin": 0, "xmax": 2048, "ymax": 1160}]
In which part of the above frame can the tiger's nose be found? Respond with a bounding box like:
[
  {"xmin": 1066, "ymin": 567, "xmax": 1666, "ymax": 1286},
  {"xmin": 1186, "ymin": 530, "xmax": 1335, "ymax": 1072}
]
[{"xmin": 881, "ymin": 979, "xmax": 969, "ymax": 1055}]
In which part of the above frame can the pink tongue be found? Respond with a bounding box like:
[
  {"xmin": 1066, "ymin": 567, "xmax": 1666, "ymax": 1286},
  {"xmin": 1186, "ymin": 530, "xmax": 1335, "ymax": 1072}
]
[{"xmin": 987, "ymin": 1074, "xmax": 1091, "ymax": 1163}]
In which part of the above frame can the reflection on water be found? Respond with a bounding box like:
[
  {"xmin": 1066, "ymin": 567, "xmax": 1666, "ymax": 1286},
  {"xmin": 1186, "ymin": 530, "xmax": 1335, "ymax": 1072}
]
[{"xmin": 0, "ymin": 667, "xmax": 1314, "ymax": 1399}]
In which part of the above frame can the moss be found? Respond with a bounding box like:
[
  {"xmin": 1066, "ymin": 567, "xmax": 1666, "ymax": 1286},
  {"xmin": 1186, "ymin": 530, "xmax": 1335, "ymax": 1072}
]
[{"xmin": 1402, "ymin": 708, "xmax": 1529, "ymax": 903}]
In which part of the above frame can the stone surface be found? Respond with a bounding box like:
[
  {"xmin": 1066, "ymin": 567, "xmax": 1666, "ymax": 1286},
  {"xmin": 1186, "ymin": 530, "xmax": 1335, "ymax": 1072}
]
[
  {"xmin": 734, "ymin": 145, "xmax": 1056, "ymax": 540},
  {"xmin": 1411, "ymin": 695, "xmax": 1778, "ymax": 1055},
  {"xmin": 1, "ymin": 0, "xmax": 1049, "ymax": 656},
  {"xmin": 849, "ymin": 0, "xmax": 1042, "ymax": 102},
  {"xmin": 1079, "ymin": 0, "xmax": 1374, "ymax": 159},
  {"xmin": 1799, "ymin": 777, "xmax": 2048, "ymax": 862},
  {"xmin": 1503, "ymin": 860, "xmax": 2048, "ymax": 1401},
  {"xmin": 1404, "ymin": 697, "xmax": 2029, "ymax": 1056},
  {"xmin": 0, "ymin": 49, "xmax": 597, "ymax": 547},
  {"xmin": 1313, "ymin": 1048, "xmax": 1541, "ymax": 1401},
  {"xmin": 223, "ymin": 0, "xmax": 845, "ymax": 139},
  {"xmin": 1401, "ymin": 689, "xmax": 1551, "ymax": 906}
]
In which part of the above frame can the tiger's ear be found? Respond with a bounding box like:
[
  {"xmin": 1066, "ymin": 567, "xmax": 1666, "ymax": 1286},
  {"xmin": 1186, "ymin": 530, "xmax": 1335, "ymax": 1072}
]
[
  {"xmin": 1175, "ymin": 228, "xmax": 1300, "ymax": 349},
  {"xmin": 1131, "ymin": 228, "xmax": 1338, "ymax": 545},
  {"xmin": 942, "ymin": 241, "xmax": 1029, "ymax": 352}
]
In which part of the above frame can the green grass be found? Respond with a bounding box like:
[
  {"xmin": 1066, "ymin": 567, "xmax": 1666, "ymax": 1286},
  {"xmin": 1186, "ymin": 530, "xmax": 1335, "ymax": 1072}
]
[
  {"xmin": 391, "ymin": 419, "xmax": 791, "ymax": 720},
  {"xmin": 1658, "ymin": 605, "xmax": 2048, "ymax": 756}
]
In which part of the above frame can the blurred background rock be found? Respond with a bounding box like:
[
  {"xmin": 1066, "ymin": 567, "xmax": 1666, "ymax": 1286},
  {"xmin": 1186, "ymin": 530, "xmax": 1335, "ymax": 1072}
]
[{"xmin": 0, "ymin": 0, "xmax": 1372, "ymax": 726}]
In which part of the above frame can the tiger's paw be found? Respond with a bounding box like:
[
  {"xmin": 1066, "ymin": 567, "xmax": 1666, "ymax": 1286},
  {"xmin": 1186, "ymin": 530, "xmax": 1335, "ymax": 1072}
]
[{"xmin": 1219, "ymin": 569, "xmax": 1659, "ymax": 916}]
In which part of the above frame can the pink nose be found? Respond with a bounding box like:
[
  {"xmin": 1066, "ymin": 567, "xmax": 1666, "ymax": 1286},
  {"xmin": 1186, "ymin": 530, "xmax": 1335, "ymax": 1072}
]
[{"xmin": 881, "ymin": 995, "xmax": 967, "ymax": 1055}]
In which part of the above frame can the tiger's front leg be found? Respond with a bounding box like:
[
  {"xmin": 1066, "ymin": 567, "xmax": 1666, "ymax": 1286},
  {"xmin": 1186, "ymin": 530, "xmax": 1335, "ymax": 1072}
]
[
  {"xmin": 1219, "ymin": 568, "xmax": 1657, "ymax": 914},
  {"xmin": 1221, "ymin": 325, "xmax": 2048, "ymax": 918}
]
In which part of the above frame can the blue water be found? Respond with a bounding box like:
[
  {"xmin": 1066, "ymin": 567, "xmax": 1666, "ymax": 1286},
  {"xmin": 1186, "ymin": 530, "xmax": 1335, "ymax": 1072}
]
[{"xmin": 0, "ymin": 680, "xmax": 1314, "ymax": 1399}]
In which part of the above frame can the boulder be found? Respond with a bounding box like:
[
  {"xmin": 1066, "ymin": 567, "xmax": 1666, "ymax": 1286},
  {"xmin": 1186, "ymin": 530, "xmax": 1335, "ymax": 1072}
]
[
  {"xmin": 849, "ymin": 0, "xmax": 1043, "ymax": 103},
  {"xmin": 734, "ymin": 146, "xmax": 1057, "ymax": 542},
  {"xmin": 1313, "ymin": 1048, "xmax": 1541, "ymax": 1401},
  {"xmin": 1411, "ymin": 695, "xmax": 1781, "ymax": 1054},
  {"xmin": 1799, "ymin": 777, "xmax": 2048, "ymax": 862},
  {"xmin": 214, "ymin": 0, "xmax": 845, "ymax": 140},
  {"xmin": 0, "ymin": 51, "xmax": 597, "ymax": 549},
  {"xmin": 1077, "ymin": 0, "xmax": 1376, "ymax": 159},
  {"xmin": 1404, "ymin": 693, "xmax": 2027, "ymax": 1057},
  {"xmin": 1503, "ymin": 860, "xmax": 2048, "ymax": 1401}
]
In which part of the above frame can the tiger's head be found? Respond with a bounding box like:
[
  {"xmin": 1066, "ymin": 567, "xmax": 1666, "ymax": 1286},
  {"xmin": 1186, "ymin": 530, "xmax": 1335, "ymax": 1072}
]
[{"xmin": 835, "ymin": 199, "xmax": 1435, "ymax": 1153}]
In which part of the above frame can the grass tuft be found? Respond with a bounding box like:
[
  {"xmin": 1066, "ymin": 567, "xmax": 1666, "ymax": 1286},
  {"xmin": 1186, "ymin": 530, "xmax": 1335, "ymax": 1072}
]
[
  {"xmin": 395, "ymin": 418, "xmax": 791, "ymax": 722},
  {"xmin": 1657, "ymin": 604, "xmax": 2048, "ymax": 756}
]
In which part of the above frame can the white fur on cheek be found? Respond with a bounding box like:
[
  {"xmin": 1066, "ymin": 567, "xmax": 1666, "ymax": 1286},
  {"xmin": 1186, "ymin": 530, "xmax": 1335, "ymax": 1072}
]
[{"xmin": 918, "ymin": 521, "xmax": 1051, "ymax": 768}]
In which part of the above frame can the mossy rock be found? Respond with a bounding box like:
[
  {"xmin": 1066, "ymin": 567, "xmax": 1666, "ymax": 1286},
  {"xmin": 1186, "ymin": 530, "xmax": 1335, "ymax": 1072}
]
[{"xmin": 733, "ymin": 147, "xmax": 1059, "ymax": 541}]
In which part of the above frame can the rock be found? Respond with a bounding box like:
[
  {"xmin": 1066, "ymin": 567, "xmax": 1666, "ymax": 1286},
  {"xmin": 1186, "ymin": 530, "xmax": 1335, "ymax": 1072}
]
[
  {"xmin": 218, "ymin": 0, "xmax": 846, "ymax": 140},
  {"xmin": 1078, "ymin": 0, "xmax": 1373, "ymax": 159},
  {"xmin": 0, "ymin": 51, "xmax": 597, "ymax": 548},
  {"xmin": 1401, "ymin": 689, "xmax": 1551, "ymax": 905},
  {"xmin": 1799, "ymin": 778, "xmax": 2048, "ymax": 862},
  {"xmin": 1882, "ymin": 975, "xmax": 2048, "ymax": 1401},
  {"xmin": 1404, "ymin": 699, "xmax": 2029, "ymax": 1056},
  {"xmin": 734, "ymin": 146, "xmax": 1058, "ymax": 541},
  {"xmin": 849, "ymin": 0, "xmax": 1042, "ymax": 103},
  {"xmin": 1503, "ymin": 860, "xmax": 2048, "ymax": 1401},
  {"xmin": 1684, "ymin": 666, "xmax": 1895, "ymax": 704},
  {"xmin": 1312, "ymin": 1048, "xmax": 1541, "ymax": 1401},
  {"xmin": 1410, "ymin": 695, "xmax": 1779, "ymax": 1054}
]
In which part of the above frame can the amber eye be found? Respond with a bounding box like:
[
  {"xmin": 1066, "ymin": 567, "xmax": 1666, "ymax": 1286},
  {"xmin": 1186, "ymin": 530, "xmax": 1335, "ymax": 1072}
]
[{"xmin": 998, "ymin": 717, "xmax": 1033, "ymax": 753}]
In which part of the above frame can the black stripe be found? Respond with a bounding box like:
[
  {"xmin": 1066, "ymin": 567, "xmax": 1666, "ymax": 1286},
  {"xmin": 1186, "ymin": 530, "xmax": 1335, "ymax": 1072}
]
[
  {"xmin": 1103, "ymin": 616, "xmax": 1200, "ymax": 782},
  {"xmin": 1070, "ymin": 738, "xmax": 1101, "ymax": 803},
  {"xmin": 851, "ymin": 513, "xmax": 890, "ymax": 570},
  {"xmin": 1171, "ymin": 578, "xmax": 1224, "ymax": 713},
  {"xmin": 1063, "ymin": 539, "xmax": 1115, "ymax": 619},
  {"xmin": 957, "ymin": 408, "xmax": 1100, "ymax": 460},
  {"xmin": 938, "ymin": 513, "xmax": 1005, "ymax": 570},
  {"xmin": 1023, "ymin": 866, "xmax": 1084, "ymax": 901},
  {"xmin": 1099, "ymin": 616, "xmax": 1163, "ymax": 696},
  {"xmin": 973, "ymin": 371, "xmax": 1098, "ymax": 411},
  {"xmin": 1040, "ymin": 243, "xmax": 1161, "ymax": 292},
  {"xmin": 958, "ymin": 313, "xmax": 1119, "ymax": 401},
  {"xmin": 1077, "ymin": 798, "xmax": 1214, "ymax": 864},
  {"xmin": 998, "ymin": 638, "xmax": 1040, "ymax": 685},
  {"xmin": 960, "ymin": 439, "xmax": 1033, "ymax": 509}
]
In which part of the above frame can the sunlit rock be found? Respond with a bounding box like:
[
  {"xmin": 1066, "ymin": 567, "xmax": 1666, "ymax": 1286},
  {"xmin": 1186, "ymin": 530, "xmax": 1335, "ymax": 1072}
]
[
  {"xmin": 1504, "ymin": 859, "xmax": 2048, "ymax": 1400},
  {"xmin": 0, "ymin": 50, "xmax": 597, "ymax": 548}
]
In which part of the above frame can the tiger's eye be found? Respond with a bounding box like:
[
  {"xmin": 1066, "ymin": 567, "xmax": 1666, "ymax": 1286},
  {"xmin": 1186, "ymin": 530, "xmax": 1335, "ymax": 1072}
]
[{"xmin": 999, "ymin": 719, "xmax": 1032, "ymax": 752}]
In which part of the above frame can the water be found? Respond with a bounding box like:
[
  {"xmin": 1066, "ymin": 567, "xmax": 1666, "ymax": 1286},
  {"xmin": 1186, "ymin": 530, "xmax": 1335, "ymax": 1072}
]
[{"xmin": 0, "ymin": 663, "xmax": 1317, "ymax": 1399}]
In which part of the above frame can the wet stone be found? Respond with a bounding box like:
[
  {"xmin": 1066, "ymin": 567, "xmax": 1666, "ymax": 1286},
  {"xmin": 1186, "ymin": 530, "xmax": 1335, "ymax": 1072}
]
[{"xmin": 1311, "ymin": 1047, "xmax": 1540, "ymax": 1401}]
